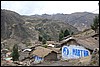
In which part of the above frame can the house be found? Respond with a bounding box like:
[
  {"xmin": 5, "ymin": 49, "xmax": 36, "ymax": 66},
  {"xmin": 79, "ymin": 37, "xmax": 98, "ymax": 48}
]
[
  {"xmin": 30, "ymin": 46, "xmax": 58, "ymax": 64},
  {"xmin": 47, "ymin": 47, "xmax": 61, "ymax": 60},
  {"xmin": 46, "ymin": 41, "xmax": 55, "ymax": 45},
  {"xmin": 22, "ymin": 48, "xmax": 32, "ymax": 52},
  {"xmin": 91, "ymin": 33, "xmax": 99, "ymax": 41},
  {"xmin": 77, "ymin": 37, "xmax": 99, "ymax": 52},
  {"xmin": 60, "ymin": 36, "xmax": 99, "ymax": 60},
  {"xmin": 1, "ymin": 49, "xmax": 9, "ymax": 58},
  {"xmin": 61, "ymin": 37, "xmax": 79, "ymax": 48},
  {"xmin": 47, "ymin": 41, "xmax": 61, "ymax": 48},
  {"xmin": 53, "ymin": 42, "xmax": 61, "ymax": 48},
  {"xmin": 47, "ymin": 47, "xmax": 60, "ymax": 54},
  {"xmin": 73, "ymin": 29, "xmax": 96, "ymax": 38},
  {"xmin": 32, "ymin": 55, "xmax": 44, "ymax": 64},
  {"xmin": 47, "ymin": 44, "xmax": 55, "ymax": 47},
  {"xmin": 18, "ymin": 43, "xmax": 27, "ymax": 50},
  {"xmin": 3, "ymin": 57, "xmax": 13, "ymax": 63},
  {"xmin": 62, "ymin": 45, "xmax": 90, "ymax": 60},
  {"xmin": 6, "ymin": 52, "xmax": 12, "ymax": 57},
  {"xmin": 19, "ymin": 51, "xmax": 30, "ymax": 61},
  {"xmin": 61, "ymin": 36, "xmax": 99, "ymax": 52}
]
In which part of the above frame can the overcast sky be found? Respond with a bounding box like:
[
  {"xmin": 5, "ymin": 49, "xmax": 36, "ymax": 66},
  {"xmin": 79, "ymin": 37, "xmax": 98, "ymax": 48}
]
[{"xmin": 1, "ymin": 1, "xmax": 99, "ymax": 15}]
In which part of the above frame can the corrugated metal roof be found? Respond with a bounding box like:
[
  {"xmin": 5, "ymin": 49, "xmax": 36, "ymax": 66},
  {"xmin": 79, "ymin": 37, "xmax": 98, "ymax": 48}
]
[{"xmin": 61, "ymin": 37, "xmax": 76, "ymax": 44}]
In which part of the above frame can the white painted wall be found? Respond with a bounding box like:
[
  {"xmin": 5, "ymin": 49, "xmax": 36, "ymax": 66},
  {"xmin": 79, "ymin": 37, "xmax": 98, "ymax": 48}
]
[{"xmin": 62, "ymin": 45, "xmax": 90, "ymax": 60}]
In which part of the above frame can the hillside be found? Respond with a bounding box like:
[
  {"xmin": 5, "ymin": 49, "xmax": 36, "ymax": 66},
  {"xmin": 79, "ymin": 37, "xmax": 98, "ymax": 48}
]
[
  {"xmin": 1, "ymin": 9, "xmax": 22, "ymax": 40},
  {"xmin": 29, "ymin": 12, "xmax": 98, "ymax": 31},
  {"xmin": 1, "ymin": 9, "xmax": 38, "ymax": 42},
  {"xmin": 1, "ymin": 9, "xmax": 78, "ymax": 49},
  {"xmin": 1, "ymin": 9, "xmax": 99, "ymax": 66},
  {"xmin": 34, "ymin": 20, "xmax": 78, "ymax": 41}
]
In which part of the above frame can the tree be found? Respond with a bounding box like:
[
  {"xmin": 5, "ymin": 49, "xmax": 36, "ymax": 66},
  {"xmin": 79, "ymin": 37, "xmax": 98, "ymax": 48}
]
[
  {"xmin": 64, "ymin": 29, "xmax": 70, "ymax": 37},
  {"xmin": 12, "ymin": 44, "xmax": 19, "ymax": 61},
  {"xmin": 39, "ymin": 35, "xmax": 43, "ymax": 41},
  {"xmin": 91, "ymin": 15, "xmax": 99, "ymax": 33},
  {"xmin": 59, "ymin": 30, "xmax": 64, "ymax": 41},
  {"xmin": 70, "ymin": 31, "xmax": 74, "ymax": 35},
  {"xmin": 42, "ymin": 19, "xmax": 48, "ymax": 23},
  {"xmin": 42, "ymin": 38, "xmax": 46, "ymax": 44}
]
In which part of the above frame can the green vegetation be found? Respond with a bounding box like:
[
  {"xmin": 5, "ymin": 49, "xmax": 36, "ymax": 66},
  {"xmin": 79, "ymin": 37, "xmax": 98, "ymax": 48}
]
[
  {"xmin": 91, "ymin": 15, "xmax": 99, "ymax": 33},
  {"xmin": 12, "ymin": 44, "xmax": 19, "ymax": 61},
  {"xmin": 42, "ymin": 38, "xmax": 46, "ymax": 44},
  {"xmin": 59, "ymin": 29, "xmax": 73, "ymax": 41},
  {"xmin": 64, "ymin": 29, "xmax": 70, "ymax": 37},
  {"xmin": 42, "ymin": 44, "xmax": 48, "ymax": 48},
  {"xmin": 59, "ymin": 30, "xmax": 64, "ymax": 41},
  {"xmin": 42, "ymin": 19, "xmax": 48, "ymax": 23},
  {"xmin": 39, "ymin": 34, "xmax": 51, "ymax": 44},
  {"xmin": 35, "ymin": 21, "xmax": 78, "ymax": 42},
  {"xmin": 39, "ymin": 35, "xmax": 43, "ymax": 41}
]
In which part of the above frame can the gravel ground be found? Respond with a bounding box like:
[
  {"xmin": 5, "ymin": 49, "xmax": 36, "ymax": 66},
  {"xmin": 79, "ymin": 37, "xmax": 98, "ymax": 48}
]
[
  {"xmin": 1, "ymin": 53, "xmax": 99, "ymax": 66},
  {"xmin": 32, "ymin": 60, "xmax": 77, "ymax": 66}
]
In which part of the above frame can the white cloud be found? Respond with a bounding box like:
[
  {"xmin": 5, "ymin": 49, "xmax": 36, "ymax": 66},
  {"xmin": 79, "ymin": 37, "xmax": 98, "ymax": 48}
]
[{"xmin": 1, "ymin": 1, "xmax": 99, "ymax": 15}]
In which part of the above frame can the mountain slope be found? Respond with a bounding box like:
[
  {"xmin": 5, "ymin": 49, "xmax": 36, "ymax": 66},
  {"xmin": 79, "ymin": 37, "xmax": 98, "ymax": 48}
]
[
  {"xmin": 1, "ymin": 9, "xmax": 38, "ymax": 42},
  {"xmin": 34, "ymin": 20, "xmax": 79, "ymax": 41},
  {"xmin": 1, "ymin": 9, "xmax": 78, "ymax": 43},
  {"xmin": 29, "ymin": 12, "xmax": 98, "ymax": 31}
]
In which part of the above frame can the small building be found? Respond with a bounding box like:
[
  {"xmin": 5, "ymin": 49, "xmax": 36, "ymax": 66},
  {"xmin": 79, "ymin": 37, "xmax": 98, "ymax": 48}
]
[
  {"xmin": 47, "ymin": 41, "xmax": 61, "ymax": 48},
  {"xmin": 22, "ymin": 48, "xmax": 32, "ymax": 52},
  {"xmin": 47, "ymin": 44, "xmax": 55, "ymax": 47},
  {"xmin": 62, "ymin": 45, "xmax": 90, "ymax": 60},
  {"xmin": 47, "ymin": 47, "xmax": 60, "ymax": 54},
  {"xmin": 19, "ymin": 51, "xmax": 30, "ymax": 61},
  {"xmin": 47, "ymin": 47, "xmax": 61, "ymax": 60},
  {"xmin": 91, "ymin": 33, "xmax": 99, "ymax": 41},
  {"xmin": 61, "ymin": 37, "xmax": 79, "ymax": 49},
  {"xmin": 61, "ymin": 36, "xmax": 99, "ymax": 53},
  {"xmin": 46, "ymin": 41, "xmax": 55, "ymax": 45},
  {"xmin": 30, "ymin": 46, "xmax": 58, "ymax": 63},
  {"xmin": 73, "ymin": 29, "xmax": 96, "ymax": 38},
  {"xmin": 6, "ymin": 52, "xmax": 12, "ymax": 57},
  {"xmin": 1, "ymin": 49, "xmax": 9, "ymax": 58},
  {"xmin": 53, "ymin": 42, "xmax": 61, "ymax": 48},
  {"xmin": 3, "ymin": 57, "xmax": 13, "ymax": 63},
  {"xmin": 60, "ymin": 36, "xmax": 99, "ymax": 60},
  {"xmin": 77, "ymin": 37, "xmax": 99, "ymax": 52}
]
